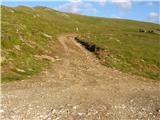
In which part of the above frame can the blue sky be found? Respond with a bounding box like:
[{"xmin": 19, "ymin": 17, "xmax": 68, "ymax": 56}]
[{"xmin": 1, "ymin": 0, "xmax": 160, "ymax": 24}]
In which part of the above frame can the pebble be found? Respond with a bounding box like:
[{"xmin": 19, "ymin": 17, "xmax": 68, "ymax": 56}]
[
  {"xmin": 0, "ymin": 109, "xmax": 4, "ymax": 113},
  {"xmin": 73, "ymin": 105, "xmax": 79, "ymax": 110}
]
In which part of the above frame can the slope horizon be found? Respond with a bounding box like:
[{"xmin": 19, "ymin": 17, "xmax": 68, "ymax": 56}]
[
  {"xmin": 1, "ymin": 0, "xmax": 160, "ymax": 24},
  {"xmin": 1, "ymin": 4, "xmax": 160, "ymax": 25}
]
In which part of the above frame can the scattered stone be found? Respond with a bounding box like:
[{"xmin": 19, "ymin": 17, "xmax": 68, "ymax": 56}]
[
  {"xmin": 33, "ymin": 15, "xmax": 37, "ymax": 18},
  {"xmin": 115, "ymin": 39, "xmax": 121, "ymax": 43},
  {"xmin": 60, "ymin": 13, "xmax": 70, "ymax": 18},
  {"xmin": 41, "ymin": 32, "xmax": 52, "ymax": 39},
  {"xmin": 14, "ymin": 45, "xmax": 21, "ymax": 50},
  {"xmin": 2, "ymin": 34, "xmax": 160, "ymax": 120},
  {"xmin": 16, "ymin": 29, "xmax": 19, "ymax": 33},
  {"xmin": 10, "ymin": 10, "xmax": 15, "ymax": 13},
  {"xmin": 1, "ymin": 56, "xmax": 6, "ymax": 63},
  {"xmin": 0, "ymin": 109, "xmax": 4, "ymax": 113},
  {"xmin": 78, "ymin": 112, "xmax": 85, "ymax": 116},
  {"xmin": 16, "ymin": 68, "xmax": 25, "ymax": 73},
  {"xmin": 54, "ymin": 56, "xmax": 62, "ymax": 61},
  {"xmin": 34, "ymin": 55, "xmax": 55, "ymax": 62},
  {"xmin": 73, "ymin": 105, "xmax": 79, "ymax": 110},
  {"xmin": 156, "ymin": 108, "xmax": 160, "ymax": 113},
  {"xmin": 55, "ymin": 56, "xmax": 59, "ymax": 59},
  {"xmin": 28, "ymin": 68, "xmax": 33, "ymax": 71}
]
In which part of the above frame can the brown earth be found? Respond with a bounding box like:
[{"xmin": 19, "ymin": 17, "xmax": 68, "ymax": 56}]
[{"xmin": 1, "ymin": 34, "xmax": 160, "ymax": 120}]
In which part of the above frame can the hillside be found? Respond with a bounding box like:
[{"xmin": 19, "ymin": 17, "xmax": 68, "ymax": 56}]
[
  {"xmin": 1, "ymin": 5, "xmax": 160, "ymax": 82},
  {"xmin": 2, "ymin": 34, "xmax": 160, "ymax": 119},
  {"xmin": 1, "ymin": 5, "xmax": 160, "ymax": 119}
]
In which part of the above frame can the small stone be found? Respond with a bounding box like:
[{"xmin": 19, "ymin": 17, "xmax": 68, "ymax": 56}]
[
  {"xmin": 121, "ymin": 104, "xmax": 126, "ymax": 109},
  {"xmin": 14, "ymin": 45, "xmax": 21, "ymax": 50},
  {"xmin": 142, "ymin": 108, "xmax": 146, "ymax": 111},
  {"xmin": 78, "ymin": 112, "xmax": 84, "ymax": 116},
  {"xmin": 41, "ymin": 32, "xmax": 52, "ymax": 39},
  {"xmin": 34, "ymin": 55, "xmax": 55, "ymax": 62},
  {"xmin": 73, "ymin": 105, "xmax": 79, "ymax": 110},
  {"xmin": 55, "ymin": 56, "xmax": 59, "ymax": 59},
  {"xmin": 11, "ymin": 10, "xmax": 15, "ymax": 13},
  {"xmin": 130, "ymin": 99, "xmax": 134, "ymax": 103},
  {"xmin": 16, "ymin": 68, "xmax": 25, "ymax": 73},
  {"xmin": 0, "ymin": 109, "xmax": 4, "ymax": 113}
]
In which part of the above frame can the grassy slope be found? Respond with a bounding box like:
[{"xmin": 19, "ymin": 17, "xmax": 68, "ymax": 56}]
[{"xmin": 1, "ymin": 5, "xmax": 160, "ymax": 82}]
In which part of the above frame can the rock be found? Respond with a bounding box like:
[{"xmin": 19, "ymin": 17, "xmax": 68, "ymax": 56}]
[
  {"xmin": 156, "ymin": 108, "xmax": 160, "ymax": 113},
  {"xmin": 0, "ymin": 109, "xmax": 4, "ymax": 113},
  {"xmin": 34, "ymin": 55, "xmax": 55, "ymax": 62},
  {"xmin": 54, "ymin": 56, "xmax": 62, "ymax": 61},
  {"xmin": 14, "ymin": 45, "xmax": 21, "ymax": 50},
  {"xmin": 78, "ymin": 112, "xmax": 85, "ymax": 116},
  {"xmin": 41, "ymin": 32, "xmax": 52, "ymax": 39},
  {"xmin": 16, "ymin": 68, "xmax": 25, "ymax": 73},
  {"xmin": 28, "ymin": 68, "xmax": 33, "ymax": 71},
  {"xmin": 60, "ymin": 13, "xmax": 70, "ymax": 18},
  {"xmin": 36, "ymin": 14, "xmax": 40, "ymax": 17},
  {"xmin": 1, "ymin": 56, "xmax": 6, "ymax": 63},
  {"xmin": 10, "ymin": 10, "xmax": 15, "ymax": 13},
  {"xmin": 55, "ymin": 56, "xmax": 59, "ymax": 59},
  {"xmin": 116, "ymin": 39, "xmax": 121, "ymax": 43},
  {"xmin": 73, "ymin": 105, "xmax": 79, "ymax": 110}
]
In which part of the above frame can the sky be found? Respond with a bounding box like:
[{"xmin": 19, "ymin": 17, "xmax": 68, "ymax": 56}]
[{"xmin": 1, "ymin": 0, "xmax": 160, "ymax": 24}]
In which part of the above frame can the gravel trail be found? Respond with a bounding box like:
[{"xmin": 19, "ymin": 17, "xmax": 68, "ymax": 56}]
[{"xmin": 1, "ymin": 34, "xmax": 160, "ymax": 120}]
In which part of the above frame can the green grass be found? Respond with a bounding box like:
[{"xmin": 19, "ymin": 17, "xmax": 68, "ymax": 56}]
[{"xmin": 1, "ymin": 5, "xmax": 160, "ymax": 82}]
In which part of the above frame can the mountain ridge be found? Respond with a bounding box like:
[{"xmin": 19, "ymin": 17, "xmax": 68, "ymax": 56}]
[{"xmin": 2, "ymin": 5, "xmax": 160, "ymax": 25}]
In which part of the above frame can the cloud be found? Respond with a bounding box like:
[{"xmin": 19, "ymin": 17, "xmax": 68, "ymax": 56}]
[
  {"xmin": 84, "ymin": 3, "xmax": 97, "ymax": 13},
  {"xmin": 147, "ymin": 12, "xmax": 159, "ymax": 23},
  {"xmin": 58, "ymin": 0, "xmax": 82, "ymax": 14},
  {"xmin": 57, "ymin": 0, "xmax": 97, "ymax": 14},
  {"xmin": 98, "ymin": 0, "xmax": 107, "ymax": 6},
  {"xmin": 111, "ymin": 14, "xmax": 121, "ymax": 19},
  {"xmin": 147, "ymin": 2, "xmax": 154, "ymax": 6},
  {"xmin": 111, "ymin": 0, "xmax": 132, "ymax": 10},
  {"xmin": 146, "ymin": 2, "xmax": 158, "ymax": 6}
]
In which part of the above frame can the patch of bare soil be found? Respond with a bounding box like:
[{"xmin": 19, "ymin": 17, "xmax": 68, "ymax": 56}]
[{"xmin": 1, "ymin": 34, "xmax": 160, "ymax": 120}]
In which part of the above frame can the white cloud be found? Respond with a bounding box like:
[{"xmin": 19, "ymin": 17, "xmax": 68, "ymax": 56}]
[
  {"xmin": 57, "ymin": 0, "xmax": 97, "ymax": 14},
  {"xmin": 58, "ymin": 0, "xmax": 82, "ymax": 14},
  {"xmin": 147, "ymin": 2, "xmax": 154, "ymax": 6},
  {"xmin": 147, "ymin": 12, "xmax": 159, "ymax": 23},
  {"xmin": 98, "ymin": 0, "xmax": 107, "ymax": 6},
  {"xmin": 84, "ymin": 3, "xmax": 97, "ymax": 13},
  {"xmin": 111, "ymin": 14, "xmax": 121, "ymax": 19},
  {"xmin": 146, "ymin": 2, "xmax": 157, "ymax": 6},
  {"xmin": 111, "ymin": 0, "xmax": 132, "ymax": 10}
]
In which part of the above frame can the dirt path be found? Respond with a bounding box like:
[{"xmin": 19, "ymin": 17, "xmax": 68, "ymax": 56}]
[{"xmin": 1, "ymin": 34, "xmax": 160, "ymax": 120}]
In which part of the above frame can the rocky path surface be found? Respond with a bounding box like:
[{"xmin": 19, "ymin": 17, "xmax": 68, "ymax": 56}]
[{"xmin": 1, "ymin": 34, "xmax": 160, "ymax": 120}]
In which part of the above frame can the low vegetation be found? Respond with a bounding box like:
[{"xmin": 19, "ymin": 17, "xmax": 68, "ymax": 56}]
[{"xmin": 1, "ymin": 5, "xmax": 160, "ymax": 82}]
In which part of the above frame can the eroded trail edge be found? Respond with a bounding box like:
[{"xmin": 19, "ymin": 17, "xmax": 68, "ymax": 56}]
[{"xmin": 1, "ymin": 34, "xmax": 160, "ymax": 120}]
